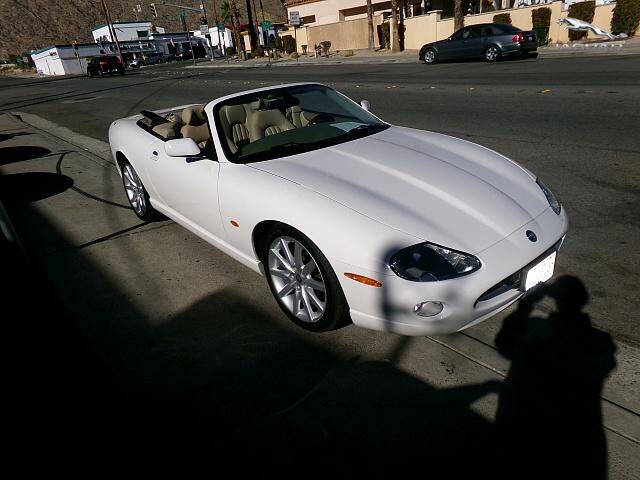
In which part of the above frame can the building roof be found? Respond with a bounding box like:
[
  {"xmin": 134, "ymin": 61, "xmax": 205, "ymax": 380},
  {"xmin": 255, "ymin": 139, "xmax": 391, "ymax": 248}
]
[
  {"xmin": 92, "ymin": 20, "xmax": 154, "ymax": 31},
  {"xmin": 284, "ymin": 0, "xmax": 324, "ymax": 6}
]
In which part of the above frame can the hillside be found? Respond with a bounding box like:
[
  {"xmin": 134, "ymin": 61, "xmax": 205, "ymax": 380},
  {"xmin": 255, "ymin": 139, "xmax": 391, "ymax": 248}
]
[{"xmin": 0, "ymin": 0, "xmax": 287, "ymax": 57}]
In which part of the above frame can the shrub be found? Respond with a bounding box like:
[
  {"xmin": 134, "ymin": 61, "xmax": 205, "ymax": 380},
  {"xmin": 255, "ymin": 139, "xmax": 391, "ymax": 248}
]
[
  {"xmin": 226, "ymin": 46, "xmax": 236, "ymax": 56},
  {"xmin": 568, "ymin": 0, "xmax": 595, "ymax": 41},
  {"xmin": 482, "ymin": 0, "xmax": 495, "ymax": 12},
  {"xmin": 281, "ymin": 35, "xmax": 297, "ymax": 54},
  {"xmin": 611, "ymin": 0, "xmax": 640, "ymax": 36},
  {"xmin": 254, "ymin": 46, "xmax": 265, "ymax": 57},
  {"xmin": 493, "ymin": 13, "xmax": 512, "ymax": 24},
  {"xmin": 532, "ymin": 7, "xmax": 552, "ymax": 28}
]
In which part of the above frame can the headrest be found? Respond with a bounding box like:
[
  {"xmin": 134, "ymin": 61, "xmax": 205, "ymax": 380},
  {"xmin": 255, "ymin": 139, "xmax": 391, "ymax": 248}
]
[
  {"xmin": 182, "ymin": 105, "xmax": 206, "ymax": 126},
  {"xmin": 249, "ymin": 99, "xmax": 264, "ymax": 110},
  {"xmin": 221, "ymin": 104, "xmax": 247, "ymax": 124}
]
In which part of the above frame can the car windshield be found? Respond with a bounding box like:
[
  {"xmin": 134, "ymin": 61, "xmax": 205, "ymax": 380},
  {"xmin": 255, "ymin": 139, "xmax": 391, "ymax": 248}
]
[{"xmin": 213, "ymin": 84, "xmax": 389, "ymax": 163}]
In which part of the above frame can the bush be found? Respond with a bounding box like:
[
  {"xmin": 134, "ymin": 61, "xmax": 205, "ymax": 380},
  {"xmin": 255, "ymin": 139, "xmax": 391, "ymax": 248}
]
[
  {"xmin": 568, "ymin": 0, "xmax": 595, "ymax": 41},
  {"xmin": 611, "ymin": 0, "xmax": 640, "ymax": 36},
  {"xmin": 254, "ymin": 46, "xmax": 265, "ymax": 57},
  {"xmin": 493, "ymin": 13, "xmax": 512, "ymax": 24},
  {"xmin": 482, "ymin": 0, "xmax": 495, "ymax": 12},
  {"xmin": 226, "ymin": 46, "xmax": 236, "ymax": 56},
  {"xmin": 281, "ymin": 35, "xmax": 297, "ymax": 54},
  {"xmin": 532, "ymin": 7, "xmax": 552, "ymax": 28}
]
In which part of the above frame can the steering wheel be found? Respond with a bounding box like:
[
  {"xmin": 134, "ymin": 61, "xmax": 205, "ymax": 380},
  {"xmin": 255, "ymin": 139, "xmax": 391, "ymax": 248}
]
[{"xmin": 307, "ymin": 113, "xmax": 335, "ymax": 126}]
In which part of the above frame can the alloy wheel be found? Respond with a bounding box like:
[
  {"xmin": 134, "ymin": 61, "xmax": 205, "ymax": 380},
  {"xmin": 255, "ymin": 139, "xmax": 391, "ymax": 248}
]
[
  {"xmin": 424, "ymin": 50, "xmax": 436, "ymax": 64},
  {"xmin": 122, "ymin": 164, "xmax": 146, "ymax": 216},
  {"xmin": 485, "ymin": 46, "xmax": 500, "ymax": 62},
  {"xmin": 268, "ymin": 236, "xmax": 327, "ymax": 323}
]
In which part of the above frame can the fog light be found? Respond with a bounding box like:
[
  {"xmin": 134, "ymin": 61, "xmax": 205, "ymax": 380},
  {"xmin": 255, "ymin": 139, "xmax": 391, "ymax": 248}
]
[{"xmin": 413, "ymin": 301, "xmax": 444, "ymax": 317}]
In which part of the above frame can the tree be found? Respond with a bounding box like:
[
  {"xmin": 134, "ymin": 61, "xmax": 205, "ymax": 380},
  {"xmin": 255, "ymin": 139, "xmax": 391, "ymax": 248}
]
[
  {"xmin": 390, "ymin": 0, "xmax": 400, "ymax": 52},
  {"xmin": 454, "ymin": 0, "xmax": 464, "ymax": 31},
  {"xmin": 245, "ymin": 0, "xmax": 258, "ymax": 50},
  {"xmin": 367, "ymin": 0, "xmax": 375, "ymax": 50},
  {"xmin": 228, "ymin": 0, "xmax": 245, "ymax": 56}
]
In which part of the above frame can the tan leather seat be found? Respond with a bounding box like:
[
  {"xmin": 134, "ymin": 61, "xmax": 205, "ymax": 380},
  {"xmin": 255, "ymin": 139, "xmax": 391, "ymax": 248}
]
[
  {"xmin": 152, "ymin": 121, "xmax": 179, "ymax": 140},
  {"xmin": 180, "ymin": 104, "xmax": 210, "ymax": 145},
  {"xmin": 286, "ymin": 106, "xmax": 317, "ymax": 128},
  {"xmin": 248, "ymin": 107, "xmax": 295, "ymax": 141},
  {"xmin": 218, "ymin": 104, "xmax": 251, "ymax": 153}
]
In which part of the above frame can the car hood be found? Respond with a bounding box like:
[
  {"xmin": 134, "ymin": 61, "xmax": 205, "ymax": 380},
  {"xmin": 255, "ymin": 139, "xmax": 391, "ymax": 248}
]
[{"xmin": 250, "ymin": 126, "xmax": 548, "ymax": 254}]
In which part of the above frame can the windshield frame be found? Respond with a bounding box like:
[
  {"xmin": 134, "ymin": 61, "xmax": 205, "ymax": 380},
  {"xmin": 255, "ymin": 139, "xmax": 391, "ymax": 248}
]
[{"xmin": 212, "ymin": 84, "xmax": 389, "ymax": 164}]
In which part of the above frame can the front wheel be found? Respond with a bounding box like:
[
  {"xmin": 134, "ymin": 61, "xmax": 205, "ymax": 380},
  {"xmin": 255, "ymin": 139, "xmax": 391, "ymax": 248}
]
[
  {"xmin": 484, "ymin": 45, "xmax": 501, "ymax": 62},
  {"xmin": 423, "ymin": 48, "xmax": 437, "ymax": 64},
  {"xmin": 121, "ymin": 160, "xmax": 157, "ymax": 221},
  {"xmin": 264, "ymin": 227, "xmax": 349, "ymax": 332}
]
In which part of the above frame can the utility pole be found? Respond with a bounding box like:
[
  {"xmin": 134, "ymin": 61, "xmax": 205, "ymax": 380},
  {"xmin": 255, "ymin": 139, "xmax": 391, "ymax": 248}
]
[{"xmin": 101, "ymin": 0, "xmax": 124, "ymax": 63}]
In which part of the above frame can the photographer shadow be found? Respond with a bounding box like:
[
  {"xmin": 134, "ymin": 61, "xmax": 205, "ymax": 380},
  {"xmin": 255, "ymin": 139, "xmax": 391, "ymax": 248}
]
[{"xmin": 494, "ymin": 276, "xmax": 616, "ymax": 478}]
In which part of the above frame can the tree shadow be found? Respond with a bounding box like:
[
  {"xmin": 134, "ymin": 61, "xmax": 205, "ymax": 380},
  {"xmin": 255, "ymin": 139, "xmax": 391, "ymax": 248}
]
[
  {"xmin": 0, "ymin": 172, "xmax": 73, "ymax": 203},
  {"xmin": 0, "ymin": 146, "xmax": 52, "ymax": 165},
  {"xmin": 0, "ymin": 131, "xmax": 31, "ymax": 143},
  {"xmin": 494, "ymin": 276, "xmax": 616, "ymax": 479}
]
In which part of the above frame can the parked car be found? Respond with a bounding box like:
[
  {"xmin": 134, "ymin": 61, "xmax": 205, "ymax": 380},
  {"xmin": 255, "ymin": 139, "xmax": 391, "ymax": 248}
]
[
  {"xmin": 128, "ymin": 52, "xmax": 164, "ymax": 68},
  {"xmin": 108, "ymin": 83, "xmax": 567, "ymax": 336},
  {"xmin": 419, "ymin": 23, "xmax": 538, "ymax": 64},
  {"xmin": 87, "ymin": 55, "xmax": 125, "ymax": 77}
]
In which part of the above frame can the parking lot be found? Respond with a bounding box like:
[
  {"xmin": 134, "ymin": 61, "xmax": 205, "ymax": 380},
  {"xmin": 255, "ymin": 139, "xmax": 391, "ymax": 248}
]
[{"xmin": 1, "ymin": 55, "xmax": 639, "ymax": 473}]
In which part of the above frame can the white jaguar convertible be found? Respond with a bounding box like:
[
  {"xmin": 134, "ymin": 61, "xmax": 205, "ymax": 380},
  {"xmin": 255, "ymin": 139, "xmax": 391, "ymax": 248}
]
[{"xmin": 108, "ymin": 83, "xmax": 568, "ymax": 335}]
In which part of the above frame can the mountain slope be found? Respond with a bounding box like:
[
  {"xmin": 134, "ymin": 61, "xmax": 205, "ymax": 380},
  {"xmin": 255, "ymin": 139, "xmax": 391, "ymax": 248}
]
[{"xmin": 0, "ymin": 0, "xmax": 287, "ymax": 57}]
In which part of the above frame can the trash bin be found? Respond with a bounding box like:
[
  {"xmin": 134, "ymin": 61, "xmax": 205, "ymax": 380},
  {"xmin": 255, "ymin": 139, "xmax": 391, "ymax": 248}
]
[{"xmin": 533, "ymin": 27, "xmax": 550, "ymax": 46}]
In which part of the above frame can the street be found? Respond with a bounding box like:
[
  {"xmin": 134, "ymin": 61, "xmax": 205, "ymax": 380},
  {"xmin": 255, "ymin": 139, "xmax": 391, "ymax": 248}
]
[{"xmin": 1, "ymin": 55, "xmax": 639, "ymax": 473}]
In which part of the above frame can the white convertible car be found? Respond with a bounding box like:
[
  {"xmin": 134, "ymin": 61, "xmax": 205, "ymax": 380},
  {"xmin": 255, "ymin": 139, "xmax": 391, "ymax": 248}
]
[{"xmin": 109, "ymin": 83, "xmax": 568, "ymax": 335}]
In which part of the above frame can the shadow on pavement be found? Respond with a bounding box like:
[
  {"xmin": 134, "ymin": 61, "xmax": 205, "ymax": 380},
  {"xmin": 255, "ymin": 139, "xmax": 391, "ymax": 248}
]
[
  {"xmin": 0, "ymin": 172, "xmax": 73, "ymax": 202},
  {"xmin": 0, "ymin": 146, "xmax": 52, "ymax": 165},
  {"xmin": 495, "ymin": 276, "xmax": 616, "ymax": 479}
]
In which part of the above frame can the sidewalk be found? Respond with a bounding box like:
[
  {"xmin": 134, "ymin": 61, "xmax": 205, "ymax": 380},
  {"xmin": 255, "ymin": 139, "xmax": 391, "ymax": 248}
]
[{"xmin": 2, "ymin": 111, "xmax": 640, "ymax": 472}]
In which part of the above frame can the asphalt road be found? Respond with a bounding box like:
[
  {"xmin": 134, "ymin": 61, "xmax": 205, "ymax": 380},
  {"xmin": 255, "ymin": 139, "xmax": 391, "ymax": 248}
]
[
  {"xmin": 1, "ymin": 55, "xmax": 639, "ymax": 471},
  {"xmin": 1, "ymin": 55, "xmax": 639, "ymax": 345}
]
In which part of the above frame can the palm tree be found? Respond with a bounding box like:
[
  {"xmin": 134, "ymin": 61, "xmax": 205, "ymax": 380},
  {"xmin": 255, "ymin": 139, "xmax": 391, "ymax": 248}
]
[
  {"xmin": 245, "ymin": 0, "xmax": 258, "ymax": 50},
  {"xmin": 454, "ymin": 0, "xmax": 464, "ymax": 31},
  {"xmin": 390, "ymin": 0, "xmax": 400, "ymax": 52},
  {"xmin": 228, "ymin": 0, "xmax": 245, "ymax": 55},
  {"xmin": 367, "ymin": 0, "xmax": 374, "ymax": 50}
]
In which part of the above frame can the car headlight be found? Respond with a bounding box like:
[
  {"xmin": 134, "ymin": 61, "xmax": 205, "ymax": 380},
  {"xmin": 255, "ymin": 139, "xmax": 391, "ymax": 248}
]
[
  {"xmin": 536, "ymin": 178, "xmax": 561, "ymax": 215},
  {"xmin": 389, "ymin": 242, "xmax": 481, "ymax": 282}
]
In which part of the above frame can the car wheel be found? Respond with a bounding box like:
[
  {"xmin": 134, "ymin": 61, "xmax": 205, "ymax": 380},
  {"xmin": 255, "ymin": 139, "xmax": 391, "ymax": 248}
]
[
  {"xmin": 121, "ymin": 160, "xmax": 157, "ymax": 221},
  {"xmin": 423, "ymin": 48, "xmax": 437, "ymax": 64},
  {"xmin": 263, "ymin": 226, "xmax": 350, "ymax": 332},
  {"xmin": 484, "ymin": 45, "xmax": 501, "ymax": 62}
]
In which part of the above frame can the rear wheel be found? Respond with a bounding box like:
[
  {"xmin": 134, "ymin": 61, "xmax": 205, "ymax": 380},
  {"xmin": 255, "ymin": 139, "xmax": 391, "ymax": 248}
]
[
  {"xmin": 121, "ymin": 160, "xmax": 157, "ymax": 221},
  {"xmin": 263, "ymin": 226, "xmax": 349, "ymax": 332},
  {"xmin": 423, "ymin": 48, "xmax": 437, "ymax": 64},
  {"xmin": 484, "ymin": 45, "xmax": 501, "ymax": 62}
]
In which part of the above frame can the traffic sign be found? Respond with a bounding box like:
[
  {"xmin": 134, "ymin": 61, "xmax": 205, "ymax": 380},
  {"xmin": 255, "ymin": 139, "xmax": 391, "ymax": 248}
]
[
  {"xmin": 289, "ymin": 11, "xmax": 300, "ymax": 26},
  {"xmin": 217, "ymin": 23, "xmax": 225, "ymax": 30},
  {"xmin": 261, "ymin": 20, "xmax": 272, "ymax": 31},
  {"xmin": 200, "ymin": 24, "xmax": 209, "ymax": 35}
]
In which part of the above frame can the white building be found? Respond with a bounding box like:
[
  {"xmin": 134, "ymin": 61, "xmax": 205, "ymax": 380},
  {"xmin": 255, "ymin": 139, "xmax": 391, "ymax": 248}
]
[
  {"xmin": 92, "ymin": 21, "xmax": 165, "ymax": 42},
  {"xmin": 31, "ymin": 43, "xmax": 103, "ymax": 76}
]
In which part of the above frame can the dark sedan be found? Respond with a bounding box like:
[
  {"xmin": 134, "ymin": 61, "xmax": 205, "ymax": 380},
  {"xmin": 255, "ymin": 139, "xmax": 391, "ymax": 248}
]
[
  {"xmin": 419, "ymin": 23, "xmax": 538, "ymax": 64},
  {"xmin": 87, "ymin": 55, "xmax": 125, "ymax": 77}
]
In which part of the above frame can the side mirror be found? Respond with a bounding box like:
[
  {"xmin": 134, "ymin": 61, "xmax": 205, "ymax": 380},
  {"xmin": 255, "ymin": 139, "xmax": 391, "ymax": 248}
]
[
  {"xmin": 164, "ymin": 138, "xmax": 200, "ymax": 157},
  {"xmin": 360, "ymin": 100, "xmax": 371, "ymax": 112}
]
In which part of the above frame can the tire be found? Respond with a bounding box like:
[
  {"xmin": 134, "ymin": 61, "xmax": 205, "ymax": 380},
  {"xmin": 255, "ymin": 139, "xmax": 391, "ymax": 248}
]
[
  {"xmin": 423, "ymin": 47, "xmax": 437, "ymax": 64},
  {"xmin": 484, "ymin": 45, "xmax": 501, "ymax": 62},
  {"xmin": 120, "ymin": 160, "xmax": 157, "ymax": 221},
  {"xmin": 263, "ymin": 225, "xmax": 350, "ymax": 332}
]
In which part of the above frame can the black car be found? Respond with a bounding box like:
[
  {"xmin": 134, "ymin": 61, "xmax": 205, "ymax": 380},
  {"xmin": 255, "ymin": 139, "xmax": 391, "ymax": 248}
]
[
  {"xmin": 87, "ymin": 55, "xmax": 125, "ymax": 77},
  {"xmin": 419, "ymin": 23, "xmax": 538, "ymax": 64}
]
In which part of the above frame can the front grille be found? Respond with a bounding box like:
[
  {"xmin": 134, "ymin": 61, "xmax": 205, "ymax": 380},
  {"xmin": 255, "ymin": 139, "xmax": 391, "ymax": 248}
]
[{"xmin": 476, "ymin": 271, "xmax": 522, "ymax": 304}]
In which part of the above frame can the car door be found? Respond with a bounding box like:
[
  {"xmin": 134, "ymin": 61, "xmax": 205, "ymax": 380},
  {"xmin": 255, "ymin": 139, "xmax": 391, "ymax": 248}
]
[
  {"xmin": 146, "ymin": 135, "xmax": 225, "ymax": 240},
  {"xmin": 462, "ymin": 26, "xmax": 488, "ymax": 58},
  {"xmin": 440, "ymin": 28, "xmax": 466, "ymax": 59}
]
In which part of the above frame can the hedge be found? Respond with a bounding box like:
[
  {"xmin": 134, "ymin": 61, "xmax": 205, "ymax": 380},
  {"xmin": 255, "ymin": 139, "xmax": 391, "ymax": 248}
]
[
  {"xmin": 493, "ymin": 13, "xmax": 512, "ymax": 24},
  {"xmin": 281, "ymin": 35, "xmax": 297, "ymax": 54},
  {"xmin": 611, "ymin": 0, "xmax": 640, "ymax": 36},
  {"xmin": 568, "ymin": 0, "xmax": 595, "ymax": 41},
  {"xmin": 482, "ymin": 0, "xmax": 495, "ymax": 12},
  {"xmin": 532, "ymin": 7, "xmax": 552, "ymax": 28}
]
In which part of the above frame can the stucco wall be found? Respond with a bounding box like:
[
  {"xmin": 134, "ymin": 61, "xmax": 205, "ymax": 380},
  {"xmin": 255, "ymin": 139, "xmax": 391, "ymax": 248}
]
[
  {"xmin": 307, "ymin": 18, "xmax": 371, "ymax": 51},
  {"xmin": 287, "ymin": 0, "xmax": 390, "ymax": 26}
]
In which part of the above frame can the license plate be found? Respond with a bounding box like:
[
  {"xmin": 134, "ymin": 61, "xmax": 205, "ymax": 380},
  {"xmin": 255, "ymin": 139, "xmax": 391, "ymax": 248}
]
[{"xmin": 523, "ymin": 251, "xmax": 556, "ymax": 291}]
